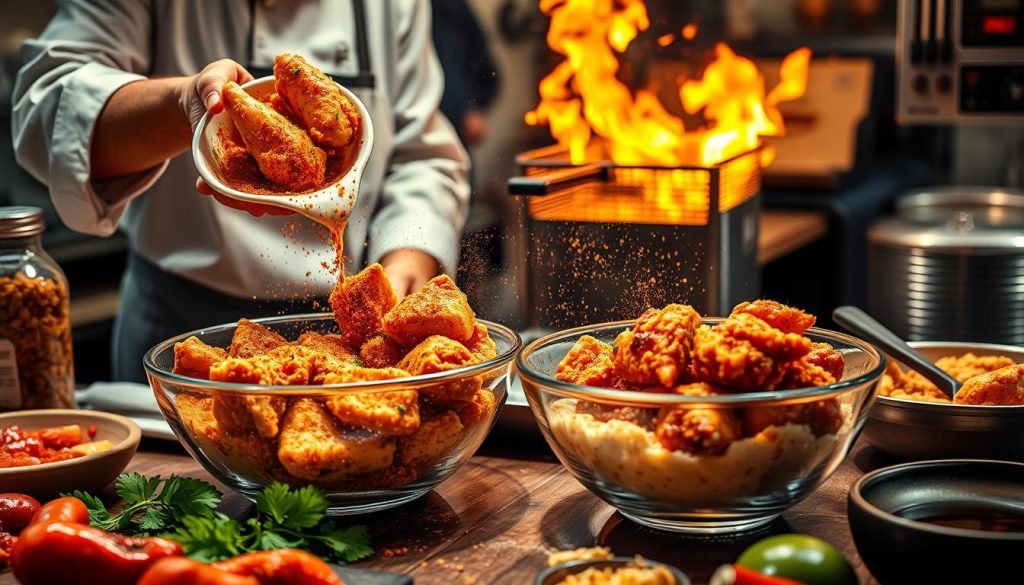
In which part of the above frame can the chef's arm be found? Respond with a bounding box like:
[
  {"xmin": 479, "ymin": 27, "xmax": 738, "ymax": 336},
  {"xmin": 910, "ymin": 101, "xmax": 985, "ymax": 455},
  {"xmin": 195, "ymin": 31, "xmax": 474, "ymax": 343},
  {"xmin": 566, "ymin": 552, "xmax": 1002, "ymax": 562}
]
[
  {"xmin": 368, "ymin": 0, "xmax": 471, "ymax": 294},
  {"xmin": 91, "ymin": 60, "xmax": 252, "ymax": 182}
]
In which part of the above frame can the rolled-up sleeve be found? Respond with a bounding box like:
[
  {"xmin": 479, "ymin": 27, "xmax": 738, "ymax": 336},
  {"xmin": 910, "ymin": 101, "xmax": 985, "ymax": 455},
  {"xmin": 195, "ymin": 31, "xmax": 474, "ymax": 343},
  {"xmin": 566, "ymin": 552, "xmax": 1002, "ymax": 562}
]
[
  {"xmin": 366, "ymin": 0, "xmax": 471, "ymax": 276},
  {"xmin": 11, "ymin": 0, "xmax": 161, "ymax": 236}
]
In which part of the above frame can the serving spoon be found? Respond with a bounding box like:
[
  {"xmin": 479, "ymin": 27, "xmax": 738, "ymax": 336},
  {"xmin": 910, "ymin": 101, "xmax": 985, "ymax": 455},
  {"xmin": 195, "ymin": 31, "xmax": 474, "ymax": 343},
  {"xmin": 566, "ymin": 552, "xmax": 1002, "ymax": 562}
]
[
  {"xmin": 191, "ymin": 75, "xmax": 374, "ymax": 232},
  {"xmin": 832, "ymin": 305, "xmax": 960, "ymax": 399}
]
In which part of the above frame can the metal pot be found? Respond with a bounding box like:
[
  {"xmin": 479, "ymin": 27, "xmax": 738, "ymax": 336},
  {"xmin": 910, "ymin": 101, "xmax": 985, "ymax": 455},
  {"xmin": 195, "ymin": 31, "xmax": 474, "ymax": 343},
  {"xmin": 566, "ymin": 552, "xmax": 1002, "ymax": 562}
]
[
  {"xmin": 863, "ymin": 341, "xmax": 1024, "ymax": 462},
  {"xmin": 868, "ymin": 186, "xmax": 1024, "ymax": 344}
]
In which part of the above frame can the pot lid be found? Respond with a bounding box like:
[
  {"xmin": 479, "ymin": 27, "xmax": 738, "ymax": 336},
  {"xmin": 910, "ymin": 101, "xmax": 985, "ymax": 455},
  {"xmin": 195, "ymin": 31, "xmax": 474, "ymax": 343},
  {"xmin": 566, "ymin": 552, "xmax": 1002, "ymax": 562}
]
[{"xmin": 869, "ymin": 186, "xmax": 1024, "ymax": 250}]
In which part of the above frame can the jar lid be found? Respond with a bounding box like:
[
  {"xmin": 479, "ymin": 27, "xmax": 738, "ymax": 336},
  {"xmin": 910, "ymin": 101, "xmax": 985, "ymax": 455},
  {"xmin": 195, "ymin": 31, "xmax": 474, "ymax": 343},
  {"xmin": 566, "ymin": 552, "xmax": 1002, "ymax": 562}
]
[
  {"xmin": 0, "ymin": 207, "xmax": 45, "ymax": 239},
  {"xmin": 869, "ymin": 186, "xmax": 1024, "ymax": 250}
]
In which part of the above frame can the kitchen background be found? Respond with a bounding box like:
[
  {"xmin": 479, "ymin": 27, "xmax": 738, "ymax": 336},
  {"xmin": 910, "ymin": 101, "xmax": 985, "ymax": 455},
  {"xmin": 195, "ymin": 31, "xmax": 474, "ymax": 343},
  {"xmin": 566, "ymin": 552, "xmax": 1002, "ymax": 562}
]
[{"xmin": 2, "ymin": 0, "xmax": 1021, "ymax": 383}]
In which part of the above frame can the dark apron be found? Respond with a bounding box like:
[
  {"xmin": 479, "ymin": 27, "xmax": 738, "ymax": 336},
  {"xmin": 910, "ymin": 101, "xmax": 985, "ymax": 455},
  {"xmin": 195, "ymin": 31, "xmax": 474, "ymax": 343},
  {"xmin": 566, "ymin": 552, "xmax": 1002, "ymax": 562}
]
[{"xmin": 112, "ymin": 0, "xmax": 376, "ymax": 382}]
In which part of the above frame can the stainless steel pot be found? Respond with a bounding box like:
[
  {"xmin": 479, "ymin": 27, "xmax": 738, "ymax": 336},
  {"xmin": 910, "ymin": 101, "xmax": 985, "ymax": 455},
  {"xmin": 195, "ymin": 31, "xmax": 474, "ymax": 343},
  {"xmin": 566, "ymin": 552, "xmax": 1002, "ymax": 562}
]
[
  {"xmin": 864, "ymin": 341, "xmax": 1024, "ymax": 461},
  {"xmin": 868, "ymin": 186, "xmax": 1024, "ymax": 344}
]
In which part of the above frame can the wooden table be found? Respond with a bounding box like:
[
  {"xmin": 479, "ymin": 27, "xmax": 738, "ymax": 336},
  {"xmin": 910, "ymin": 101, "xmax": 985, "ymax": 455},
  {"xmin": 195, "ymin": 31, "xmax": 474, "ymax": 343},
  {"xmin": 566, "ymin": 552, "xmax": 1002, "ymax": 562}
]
[{"xmin": 2, "ymin": 434, "xmax": 893, "ymax": 585}]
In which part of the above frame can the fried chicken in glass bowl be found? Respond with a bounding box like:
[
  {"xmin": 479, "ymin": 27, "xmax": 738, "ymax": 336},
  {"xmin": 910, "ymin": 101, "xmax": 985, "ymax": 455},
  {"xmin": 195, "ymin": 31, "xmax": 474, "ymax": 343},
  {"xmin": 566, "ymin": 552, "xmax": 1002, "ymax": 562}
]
[{"xmin": 514, "ymin": 301, "xmax": 885, "ymax": 534}]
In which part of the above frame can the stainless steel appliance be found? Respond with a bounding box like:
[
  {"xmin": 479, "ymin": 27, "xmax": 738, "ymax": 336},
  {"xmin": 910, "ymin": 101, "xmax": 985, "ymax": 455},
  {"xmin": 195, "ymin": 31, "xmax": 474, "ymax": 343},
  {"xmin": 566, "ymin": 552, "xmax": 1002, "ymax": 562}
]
[
  {"xmin": 868, "ymin": 187, "xmax": 1024, "ymax": 343},
  {"xmin": 897, "ymin": 0, "xmax": 1024, "ymax": 124},
  {"xmin": 507, "ymin": 143, "xmax": 761, "ymax": 329}
]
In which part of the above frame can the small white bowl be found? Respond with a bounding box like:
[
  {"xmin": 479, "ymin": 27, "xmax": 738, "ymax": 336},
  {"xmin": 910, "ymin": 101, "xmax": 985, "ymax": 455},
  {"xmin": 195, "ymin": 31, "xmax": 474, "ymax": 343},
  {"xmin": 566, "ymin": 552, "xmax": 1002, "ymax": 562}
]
[
  {"xmin": 0, "ymin": 409, "xmax": 141, "ymax": 498},
  {"xmin": 191, "ymin": 76, "xmax": 374, "ymax": 225}
]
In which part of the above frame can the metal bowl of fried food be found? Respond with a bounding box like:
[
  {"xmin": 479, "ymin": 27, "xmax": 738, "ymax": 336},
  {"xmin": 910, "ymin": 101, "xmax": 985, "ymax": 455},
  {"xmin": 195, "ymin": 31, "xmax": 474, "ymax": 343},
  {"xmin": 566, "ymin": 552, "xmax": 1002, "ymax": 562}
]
[
  {"xmin": 144, "ymin": 314, "xmax": 520, "ymax": 515},
  {"xmin": 864, "ymin": 342, "xmax": 1024, "ymax": 462},
  {"xmin": 536, "ymin": 557, "xmax": 692, "ymax": 585}
]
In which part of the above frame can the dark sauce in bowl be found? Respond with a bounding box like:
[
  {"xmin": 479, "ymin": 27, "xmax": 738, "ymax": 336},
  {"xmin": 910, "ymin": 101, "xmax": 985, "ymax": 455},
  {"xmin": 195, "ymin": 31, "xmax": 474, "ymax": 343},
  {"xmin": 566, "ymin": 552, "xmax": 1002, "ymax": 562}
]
[{"xmin": 900, "ymin": 505, "xmax": 1024, "ymax": 533}]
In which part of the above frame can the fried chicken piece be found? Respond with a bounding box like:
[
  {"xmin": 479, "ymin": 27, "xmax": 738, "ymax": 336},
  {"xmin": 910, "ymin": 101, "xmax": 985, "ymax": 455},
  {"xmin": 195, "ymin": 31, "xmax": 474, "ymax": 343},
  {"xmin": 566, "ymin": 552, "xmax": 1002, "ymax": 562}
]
[
  {"xmin": 277, "ymin": 398, "xmax": 396, "ymax": 481},
  {"xmin": 382, "ymin": 275, "xmax": 475, "ymax": 345},
  {"xmin": 804, "ymin": 342, "xmax": 845, "ymax": 381},
  {"xmin": 655, "ymin": 407, "xmax": 742, "ymax": 455},
  {"xmin": 887, "ymin": 389, "xmax": 951, "ymax": 404},
  {"xmin": 176, "ymin": 393, "xmax": 283, "ymax": 480},
  {"xmin": 329, "ymin": 263, "xmax": 397, "ymax": 349},
  {"xmin": 897, "ymin": 369, "xmax": 952, "ymax": 402},
  {"xmin": 210, "ymin": 345, "xmax": 325, "ymax": 438},
  {"xmin": 296, "ymin": 332, "xmax": 359, "ymax": 365},
  {"xmin": 612, "ymin": 304, "xmax": 701, "ymax": 387},
  {"xmin": 556, "ymin": 335, "xmax": 620, "ymax": 388},
  {"xmin": 777, "ymin": 358, "xmax": 837, "ymax": 390},
  {"xmin": 359, "ymin": 336, "xmax": 408, "ymax": 369},
  {"xmin": 955, "ymin": 364, "xmax": 1024, "ymax": 405},
  {"xmin": 743, "ymin": 398, "xmax": 842, "ymax": 437},
  {"xmin": 323, "ymin": 390, "xmax": 419, "ymax": 436},
  {"xmin": 877, "ymin": 360, "xmax": 904, "ymax": 397},
  {"xmin": 274, "ymin": 53, "xmax": 361, "ymax": 150},
  {"xmin": 719, "ymin": 313, "xmax": 812, "ymax": 363},
  {"xmin": 228, "ymin": 319, "xmax": 288, "ymax": 359},
  {"xmin": 398, "ymin": 411, "xmax": 464, "ymax": 470},
  {"xmin": 397, "ymin": 335, "xmax": 480, "ymax": 403},
  {"xmin": 220, "ymin": 81, "xmax": 326, "ymax": 191},
  {"xmin": 937, "ymin": 353, "xmax": 1016, "ymax": 382},
  {"xmin": 318, "ymin": 366, "xmax": 410, "ymax": 384},
  {"xmin": 731, "ymin": 299, "xmax": 816, "ymax": 335},
  {"xmin": 173, "ymin": 336, "xmax": 227, "ymax": 379},
  {"xmin": 691, "ymin": 326, "xmax": 779, "ymax": 391},
  {"xmin": 456, "ymin": 389, "xmax": 497, "ymax": 427},
  {"xmin": 464, "ymin": 323, "xmax": 497, "ymax": 362}
]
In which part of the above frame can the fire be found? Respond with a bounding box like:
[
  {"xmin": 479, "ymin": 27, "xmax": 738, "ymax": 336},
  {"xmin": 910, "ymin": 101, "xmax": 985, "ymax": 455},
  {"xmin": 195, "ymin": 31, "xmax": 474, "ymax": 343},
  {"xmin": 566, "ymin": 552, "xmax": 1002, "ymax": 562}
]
[{"xmin": 526, "ymin": 0, "xmax": 810, "ymax": 168}]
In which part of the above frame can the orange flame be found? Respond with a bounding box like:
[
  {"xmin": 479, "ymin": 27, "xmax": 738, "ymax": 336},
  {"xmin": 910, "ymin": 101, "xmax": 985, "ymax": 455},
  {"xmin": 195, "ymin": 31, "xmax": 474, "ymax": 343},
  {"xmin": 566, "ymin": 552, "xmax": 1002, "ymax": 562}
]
[{"xmin": 526, "ymin": 0, "xmax": 810, "ymax": 168}]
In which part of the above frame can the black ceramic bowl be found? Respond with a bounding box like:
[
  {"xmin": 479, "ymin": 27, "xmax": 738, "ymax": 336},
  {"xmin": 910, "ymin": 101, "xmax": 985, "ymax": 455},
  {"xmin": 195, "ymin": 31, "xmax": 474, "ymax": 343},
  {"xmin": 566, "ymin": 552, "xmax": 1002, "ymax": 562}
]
[
  {"xmin": 849, "ymin": 460, "xmax": 1024, "ymax": 583},
  {"xmin": 536, "ymin": 557, "xmax": 692, "ymax": 585}
]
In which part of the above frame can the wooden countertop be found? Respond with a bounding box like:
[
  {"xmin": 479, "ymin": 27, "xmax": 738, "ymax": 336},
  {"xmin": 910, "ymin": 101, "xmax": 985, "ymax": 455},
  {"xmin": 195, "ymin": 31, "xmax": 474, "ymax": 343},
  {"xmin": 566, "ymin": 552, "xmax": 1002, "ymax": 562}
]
[{"xmin": 2, "ymin": 435, "xmax": 884, "ymax": 585}]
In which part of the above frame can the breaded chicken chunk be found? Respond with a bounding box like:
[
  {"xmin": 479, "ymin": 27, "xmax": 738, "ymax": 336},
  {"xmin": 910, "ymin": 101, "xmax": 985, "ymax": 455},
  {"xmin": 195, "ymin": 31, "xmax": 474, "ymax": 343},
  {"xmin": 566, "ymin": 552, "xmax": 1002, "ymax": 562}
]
[
  {"xmin": 743, "ymin": 398, "xmax": 842, "ymax": 437},
  {"xmin": 691, "ymin": 326, "xmax": 778, "ymax": 391},
  {"xmin": 955, "ymin": 364, "xmax": 1024, "ymax": 405},
  {"xmin": 456, "ymin": 389, "xmax": 497, "ymax": 427},
  {"xmin": 655, "ymin": 406, "xmax": 742, "ymax": 455},
  {"xmin": 220, "ymin": 81, "xmax": 326, "ymax": 191},
  {"xmin": 731, "ymin": 299, "xmax": 816, "ymax": 335},
  {"xmin": 229, "ymin": 319, "xmax": 288, "ymax": 359},
  {"xmin": 777, "ymin": 358, "xmax": 837, "ymax": 390},
  {"xmin": 329, "ymin": 263, "xmax": 398, "ymax": 349},
  {"xmin": 274, "ymin": 53, "xmax": 361, "ymax": 150},
  {"xmin": 296, "ymin": 332, "xmax": 359, "ymax": 364},
  {"xmin": 382, "ymin": 275, "xmax": 475, "ymax": 345},
  {"xmin": 173, "ymin": 336, "xmax": 227, "ymax": 379},
  {"xmin": 719, "ymin": 313, "xmax": 811, "ymax": 363},
  {"xmin": 359, "ymin": 336, "xmax": 408, "ymax": 369},
  {"xmin": 804, "ymin": 342, "xmax": 845, "ymax": 381},
  {"xmin": 612, "ymin": 304, "xmax": 701, "ymax": 387},
  {"xmin": 324, "ymin": 390, "xmax": 420, "ymax": 436},
  {"xmin": 277, "ymin": 398, "xmax": 396, "ymax": 481},
  {"xmin": 464, "ymin": 323, "xmax": 497, "ymax": 362},
  {"xmin": 176, "ymin": 393, "xmax": 282, "ymax": 480},
  {"xmin": 556, "ymin": 335, "xmax": 620, "ymax": 388},
  {"xmin": 397, "ymin": 335, "xmax": 480, "ymax": 403},
  {"xmin": 938, "ymin": 353, "xmax": 1016, "ymax": 382},
  {"xmin": 895, "ymin": 369, "xmax": 951, "ymax": 402},
  {"xmin": 398, "ymin": 411, "xmax": 464, "ymax": 469}
]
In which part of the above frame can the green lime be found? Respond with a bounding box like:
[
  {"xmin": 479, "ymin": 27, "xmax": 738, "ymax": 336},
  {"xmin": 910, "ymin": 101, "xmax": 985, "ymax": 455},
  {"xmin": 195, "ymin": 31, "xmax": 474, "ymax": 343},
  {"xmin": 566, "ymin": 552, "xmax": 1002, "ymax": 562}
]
[{"xmin": 736, "ymin": 534, "xmax": 856, "ymax": 585}]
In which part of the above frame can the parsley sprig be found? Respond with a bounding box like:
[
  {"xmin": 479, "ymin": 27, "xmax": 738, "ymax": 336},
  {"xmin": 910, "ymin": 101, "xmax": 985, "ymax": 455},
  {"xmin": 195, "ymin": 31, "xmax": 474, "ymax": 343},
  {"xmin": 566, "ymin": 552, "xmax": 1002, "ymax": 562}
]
[
  {"xmin": 166, "ymin": 483, "xmax": 373, "ymax": 563},
  {"xmin": 67, "ymin": 474, "xmax": 373, "ymax": 564},
  {"xmin": 69, "ymin": 473, "xmax": 220, "ymax": 533}
]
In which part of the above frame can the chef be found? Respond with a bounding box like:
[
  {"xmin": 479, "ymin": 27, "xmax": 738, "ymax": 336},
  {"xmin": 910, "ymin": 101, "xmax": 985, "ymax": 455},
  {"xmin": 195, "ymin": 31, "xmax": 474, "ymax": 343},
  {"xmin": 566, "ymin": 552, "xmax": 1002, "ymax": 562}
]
[{"xmin": 11, "ymin": 0, "xmax": 470, "ymax": 382}]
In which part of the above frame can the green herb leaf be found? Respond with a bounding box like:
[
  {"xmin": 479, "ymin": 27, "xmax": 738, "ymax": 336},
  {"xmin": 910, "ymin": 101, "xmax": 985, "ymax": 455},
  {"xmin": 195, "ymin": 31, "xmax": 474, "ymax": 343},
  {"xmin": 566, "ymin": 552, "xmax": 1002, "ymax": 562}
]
[
  {"xmin": 166, "ymin": 513, "xmax": 243, "ymax": 562},
  {"xmin": 137, "ymin": 507, "xmax": 170, "ymax": 532},
  {"xmin": 255, "ymin": 482, "xmax": 326, "ymax": 530},
  {"xmin": 317, "ymin": 525, "xmax": 374, "ymax": 563},
  {"xmin": 162, "ymin": 476, "xmax": 222, "ymax": 520},
  {"xmin": 66, "ymin": 489, "xmax": 116, "ymax": 531},
  {"xmin": 115, "ymin": 472, "xmax": 162, "ymax": 504}
]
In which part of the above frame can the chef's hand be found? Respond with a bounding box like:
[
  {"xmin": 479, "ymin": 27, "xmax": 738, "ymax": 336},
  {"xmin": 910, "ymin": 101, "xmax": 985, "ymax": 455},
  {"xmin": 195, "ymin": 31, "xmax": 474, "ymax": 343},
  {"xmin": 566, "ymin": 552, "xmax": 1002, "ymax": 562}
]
[
  {"xmin": 183, "ymin": 59, "xmax": 290, "ymax": 217},
  {"xmin": 380, "ymin": 249, "xmax": 443, "ymax": 299}
]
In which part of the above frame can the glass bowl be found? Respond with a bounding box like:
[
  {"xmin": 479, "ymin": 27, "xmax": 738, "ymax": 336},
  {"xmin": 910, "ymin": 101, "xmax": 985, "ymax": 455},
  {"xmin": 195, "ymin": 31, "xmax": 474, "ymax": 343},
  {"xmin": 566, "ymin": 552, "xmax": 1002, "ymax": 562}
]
[
  {"xmin": 513, "ymin": 318, "xmax": 884, "ymax": 534},
  {"xmin": 144, "ymin": 314, "xmax": 521, "ymax": 515}
]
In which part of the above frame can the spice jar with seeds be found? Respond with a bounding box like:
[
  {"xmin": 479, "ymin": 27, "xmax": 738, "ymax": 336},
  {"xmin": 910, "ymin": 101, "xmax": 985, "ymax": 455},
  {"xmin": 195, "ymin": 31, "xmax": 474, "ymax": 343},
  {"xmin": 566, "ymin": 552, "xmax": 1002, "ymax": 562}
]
[{"xmin": 0, "ymin": 207, "xmax": 74, "ymax": 410}]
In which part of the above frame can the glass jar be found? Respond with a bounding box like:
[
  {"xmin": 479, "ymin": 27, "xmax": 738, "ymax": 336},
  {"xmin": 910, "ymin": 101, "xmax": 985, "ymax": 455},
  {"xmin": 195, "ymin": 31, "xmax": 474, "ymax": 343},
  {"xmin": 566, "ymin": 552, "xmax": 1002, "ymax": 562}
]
[{"xmin": 0, "ymin": 207, "xmax": 75, "ymax": 410}]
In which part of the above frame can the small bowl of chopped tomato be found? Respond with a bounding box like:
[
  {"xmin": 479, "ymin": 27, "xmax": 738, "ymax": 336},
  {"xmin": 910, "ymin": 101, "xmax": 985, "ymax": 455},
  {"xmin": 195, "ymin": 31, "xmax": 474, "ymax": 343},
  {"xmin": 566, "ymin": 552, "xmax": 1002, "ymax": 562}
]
[{"xmin": 0, "ymin": 409, "xmax": 141, "ymax": 498}]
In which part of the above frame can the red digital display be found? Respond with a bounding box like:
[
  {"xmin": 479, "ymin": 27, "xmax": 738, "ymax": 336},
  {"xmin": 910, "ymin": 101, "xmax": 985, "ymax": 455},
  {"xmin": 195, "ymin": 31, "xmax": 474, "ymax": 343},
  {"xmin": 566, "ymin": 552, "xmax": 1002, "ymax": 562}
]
[{"xmin": 983, "ymin": 15, "xmax": 1018, "ymax": 35}]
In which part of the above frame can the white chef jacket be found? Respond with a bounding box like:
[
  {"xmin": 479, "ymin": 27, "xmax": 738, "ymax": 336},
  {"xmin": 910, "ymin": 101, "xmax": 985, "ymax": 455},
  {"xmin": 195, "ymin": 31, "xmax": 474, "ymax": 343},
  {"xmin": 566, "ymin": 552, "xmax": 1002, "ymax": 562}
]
[{"xmin": 11, "ymin": 0, "xmax": 470, "ymax": 300}]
